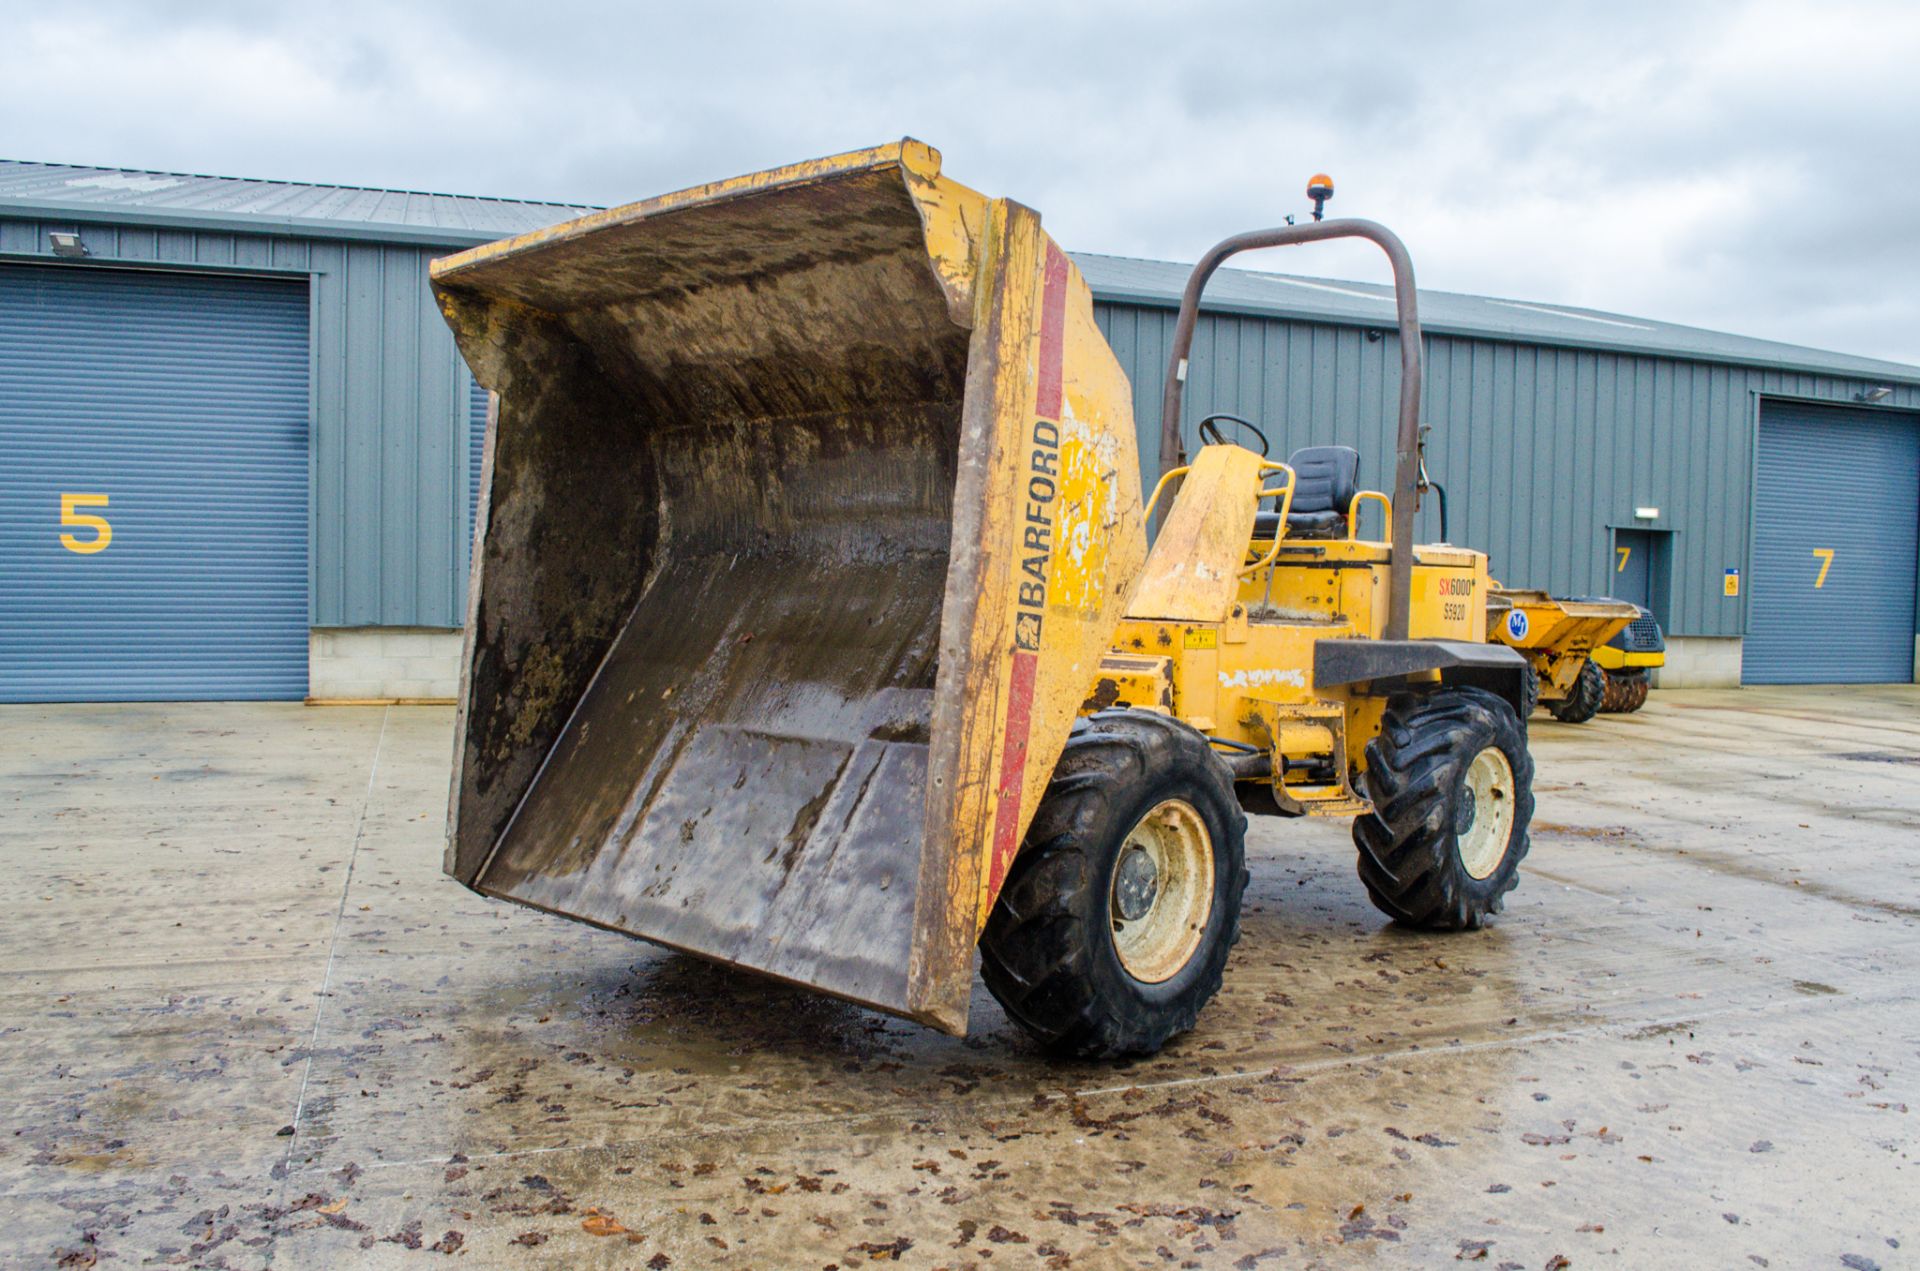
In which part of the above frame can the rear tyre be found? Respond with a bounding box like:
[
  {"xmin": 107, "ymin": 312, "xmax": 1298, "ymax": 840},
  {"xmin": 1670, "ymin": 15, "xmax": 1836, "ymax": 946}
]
[
  {"xmin": 1353, "ymin": 687, "xmax": 1534, "ymax": 930},
  {"xmin": 1621, "ymin": 672, "xmax": 1650, "ymax": 712},
  {"xmin": 1547, "ymin": 658, "xmax": 1605, "ymax": 724},
  {"xmin": 1521, "ymin": 663, "xmax": 1541, "ymax": 718},
  {"xmin": 980, "ymin": 711, "xmax": 1248, "ymax": 1058},
  {"xmin": 1599, "ymin": 670, "xmax": 1628, "ymax": 713}
]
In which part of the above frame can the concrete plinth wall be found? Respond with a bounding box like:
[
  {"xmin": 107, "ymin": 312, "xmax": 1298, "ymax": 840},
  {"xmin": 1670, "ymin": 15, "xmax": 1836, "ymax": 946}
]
[
  {"xmin": 298, "ymin": 625, "xmax": 1887, "ymax": 701},
  {"xmin": 1655, "ymin": 636, "xmax": 1745, "ymax": 688},
  {"xmin": 309, "ymin": 627, "xmax": 461, "ymax": 702}
]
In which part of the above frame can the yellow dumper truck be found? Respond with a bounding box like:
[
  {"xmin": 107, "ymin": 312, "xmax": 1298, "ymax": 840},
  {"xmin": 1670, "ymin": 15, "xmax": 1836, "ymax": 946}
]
[
  {"xmin": 1487, "ymin": 590, "xmax": 1663, "ymax": 721},
  {"xmin": 432, "ymin": 142, "xmax": 1533, "ymax": 1056},
  {"xmin": 1487, "ymin": 589, "xmax": 1636, "ymax": 723}
]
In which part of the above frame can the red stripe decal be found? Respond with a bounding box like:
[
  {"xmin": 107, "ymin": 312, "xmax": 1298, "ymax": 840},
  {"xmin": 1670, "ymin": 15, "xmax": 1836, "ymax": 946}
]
[
  {"xmin": 1035, "ymin": 241, "xmax": 1070, "ymax": 421},
  {"xmin": 987, "ymin": 650, "xmax": 1039, "ymax": 894},
  {"xmin": 985, "ymin": 247, "xmax": 1070, "ymax": 900}
]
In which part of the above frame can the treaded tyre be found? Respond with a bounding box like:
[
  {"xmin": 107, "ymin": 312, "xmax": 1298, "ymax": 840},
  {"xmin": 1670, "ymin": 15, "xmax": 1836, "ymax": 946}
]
[
  {"xmin": 1521, "ymin": 663, "xmax": 1541, "ymax": 718},
  {"xmin": 1621, "ymin": 672, "xmax": 1650, "ymax": 712},
  {"xmin": 1599, "ymin": 670, "xmax": 1628, "ymax": 713},
  {"xmin": 1353, "ymin": 687, "xmax": 1535, "ymax": 930},
  {"xmin": 980, "ymin": 710, "xmax": 1248, "ymax": 1058},
  {"xmin": 1547, "ymin": 658, "xmax": 1604, "ymax": 724}
]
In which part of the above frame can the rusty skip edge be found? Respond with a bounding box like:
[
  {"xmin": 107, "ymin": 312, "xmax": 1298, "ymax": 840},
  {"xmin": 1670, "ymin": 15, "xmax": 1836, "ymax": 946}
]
[
  {"xmin": 906, "ymin": 202, "xmax": 1127, "ymax": 1032},
  {"xmin": 429, "ymin": 138, "xmax": 948, "ymax": 289},
  {"xmin": 902, "ymin": 202, "xmax": 1020, "ymax": 1033}
]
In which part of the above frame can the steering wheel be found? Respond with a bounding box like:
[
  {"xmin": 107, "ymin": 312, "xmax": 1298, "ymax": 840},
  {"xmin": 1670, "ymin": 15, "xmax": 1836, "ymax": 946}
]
[{"xmin": 1196, "ymin": 412, "xmax": 1270, "ymax": 456}]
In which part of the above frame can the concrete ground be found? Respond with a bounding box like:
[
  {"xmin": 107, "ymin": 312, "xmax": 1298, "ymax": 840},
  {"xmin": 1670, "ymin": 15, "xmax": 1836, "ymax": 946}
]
[{"xmin": 1, "ymin": 688, "xmax": 1915, "ymax": 1270}]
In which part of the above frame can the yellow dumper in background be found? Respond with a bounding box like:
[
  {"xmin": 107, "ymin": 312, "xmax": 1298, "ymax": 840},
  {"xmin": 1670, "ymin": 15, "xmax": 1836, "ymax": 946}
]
[
  {"xmin": 433, "ymin": 142, "xmax": 1534, "ymax": 1056},
  {"xmin": 1487, "ymin": 589, "xmax": 1638, "ymax": 723}
]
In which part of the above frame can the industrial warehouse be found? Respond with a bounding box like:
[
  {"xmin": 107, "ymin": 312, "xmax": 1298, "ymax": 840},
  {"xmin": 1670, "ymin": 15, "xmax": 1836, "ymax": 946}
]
[{"xmin": 2, "ymin": 156, "xmax": 1916, "ymax": 705}]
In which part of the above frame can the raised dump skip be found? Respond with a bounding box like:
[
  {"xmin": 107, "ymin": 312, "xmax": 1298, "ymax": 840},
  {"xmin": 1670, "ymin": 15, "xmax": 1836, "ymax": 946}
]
[{"xmin": 431, "ymin": 142, "xmax": 1145, "ymax": 1033}]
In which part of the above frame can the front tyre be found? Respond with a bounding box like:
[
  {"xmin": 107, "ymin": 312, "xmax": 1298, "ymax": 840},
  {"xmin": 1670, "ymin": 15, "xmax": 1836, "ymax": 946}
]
[
  {"xmin": 1547, "ymin": 658, "xmax": 1605, "ymax": 724},
  {"xmin": 980, "ymin": 711, "xmax": 1248, "ymax": 1058},
  {"xmin": 1353, "ymin": 687, "xmax": 1534, "ymax": 930}
]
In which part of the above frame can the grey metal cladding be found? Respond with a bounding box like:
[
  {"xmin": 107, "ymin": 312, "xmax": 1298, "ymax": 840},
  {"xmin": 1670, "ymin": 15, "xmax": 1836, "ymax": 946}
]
[
  {"xmin": 466, "ymin": 376, "xmax": 489, "ymax": 581},
  {"xmin": 311, "ymin": 238, "xmax": 472, "ymax": 627}
]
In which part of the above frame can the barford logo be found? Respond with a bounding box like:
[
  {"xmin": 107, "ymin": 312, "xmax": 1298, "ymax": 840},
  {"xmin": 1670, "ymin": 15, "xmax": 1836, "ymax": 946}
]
[{"xmin": 1013, "ymin": 419, "xmax": 1061, "ymax": 651}]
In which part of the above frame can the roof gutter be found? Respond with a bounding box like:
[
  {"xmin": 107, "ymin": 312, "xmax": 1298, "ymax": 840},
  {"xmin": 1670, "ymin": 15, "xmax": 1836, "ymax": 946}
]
[{"xmin": 0, "ymin": 199, "xmax": 587, "ymax": 252}]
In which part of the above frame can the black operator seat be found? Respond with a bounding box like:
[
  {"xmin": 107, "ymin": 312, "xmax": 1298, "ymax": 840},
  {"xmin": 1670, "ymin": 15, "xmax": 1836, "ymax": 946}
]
[{"xmin": 1252, "ymin": 445, "xmax": 1361, "ymax": 540}]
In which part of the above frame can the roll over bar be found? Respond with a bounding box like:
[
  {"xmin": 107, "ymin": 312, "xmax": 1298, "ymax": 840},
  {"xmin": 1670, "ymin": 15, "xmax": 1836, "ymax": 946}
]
[{"xmin": 1158, "ymin": 218, "xmax": 1424, "ymax": 642}]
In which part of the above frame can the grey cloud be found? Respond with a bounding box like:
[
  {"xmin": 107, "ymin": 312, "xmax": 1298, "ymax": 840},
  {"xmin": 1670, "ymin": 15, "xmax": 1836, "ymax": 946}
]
[{"xmin": 2, "ymin": 0, "xmax": 1914, "ymax": 363}]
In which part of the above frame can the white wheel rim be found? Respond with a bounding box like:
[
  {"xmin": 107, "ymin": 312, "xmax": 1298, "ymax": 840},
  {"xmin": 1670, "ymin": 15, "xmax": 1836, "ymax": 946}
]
[
  {"xmin": 1457, "ymin": 745, "xmax": 1517, "ymax": 880},
  {"xmin": 1109, "ymin": 798, "xmax": 1215, "ymax": 984}
]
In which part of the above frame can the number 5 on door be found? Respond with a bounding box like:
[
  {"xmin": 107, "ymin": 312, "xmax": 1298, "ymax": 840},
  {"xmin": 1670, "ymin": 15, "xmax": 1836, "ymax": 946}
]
[
  {"xmin": 1811, "ymin": 547, "xmax": 1834, "ymax": 589},
  {"xmin": 60, "ymin": 493, "xmax": 112, "ymax": 555}
]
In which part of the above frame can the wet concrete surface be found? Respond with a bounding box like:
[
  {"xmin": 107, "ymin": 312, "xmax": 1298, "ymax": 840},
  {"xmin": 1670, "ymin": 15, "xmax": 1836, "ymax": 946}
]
[{"xmin": 1, "ymin": 686, "xmax": 1914, "ymax": 1269}]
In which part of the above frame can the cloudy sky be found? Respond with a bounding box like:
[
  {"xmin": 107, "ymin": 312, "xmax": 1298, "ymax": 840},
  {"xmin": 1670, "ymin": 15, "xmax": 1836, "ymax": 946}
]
[{"xmin": 5, "ymin": 0, "xmax": 1916, "ymax": 364}]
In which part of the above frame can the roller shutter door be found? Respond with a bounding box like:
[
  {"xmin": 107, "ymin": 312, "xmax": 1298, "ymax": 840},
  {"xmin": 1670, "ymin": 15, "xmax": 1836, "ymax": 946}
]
[
  {"xmin": 1745, "ymin": 400, "xmax": 1918, "ymax": 684},
  {"xmin": 0, "ymin": 264, "xmax": 309, "ymax": 701}
]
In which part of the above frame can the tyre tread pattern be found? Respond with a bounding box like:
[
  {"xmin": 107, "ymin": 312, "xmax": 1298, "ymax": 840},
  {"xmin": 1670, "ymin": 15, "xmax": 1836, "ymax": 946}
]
[
  {"xmin": 1624, "ymin": 674, "xmax": 1650, "ymax": 712},
  {"xmin": 1601, "ymin": 670, "xmax": 1651, "ymax": 714},
  {"xmin": 980, "ymin": 711, "xmax": 1247, "ymax": 1058},
  {"xmin": 1352, "ymin": 687, "xmax": 1535, "ymax": 931},
  {"xmin": 1548, "ymin": 659, "xmax": 1605, "ymax": 724},
  {"xmin": 1599, "ymin": 671, "xmax": 1626, "ymax": 713}
]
